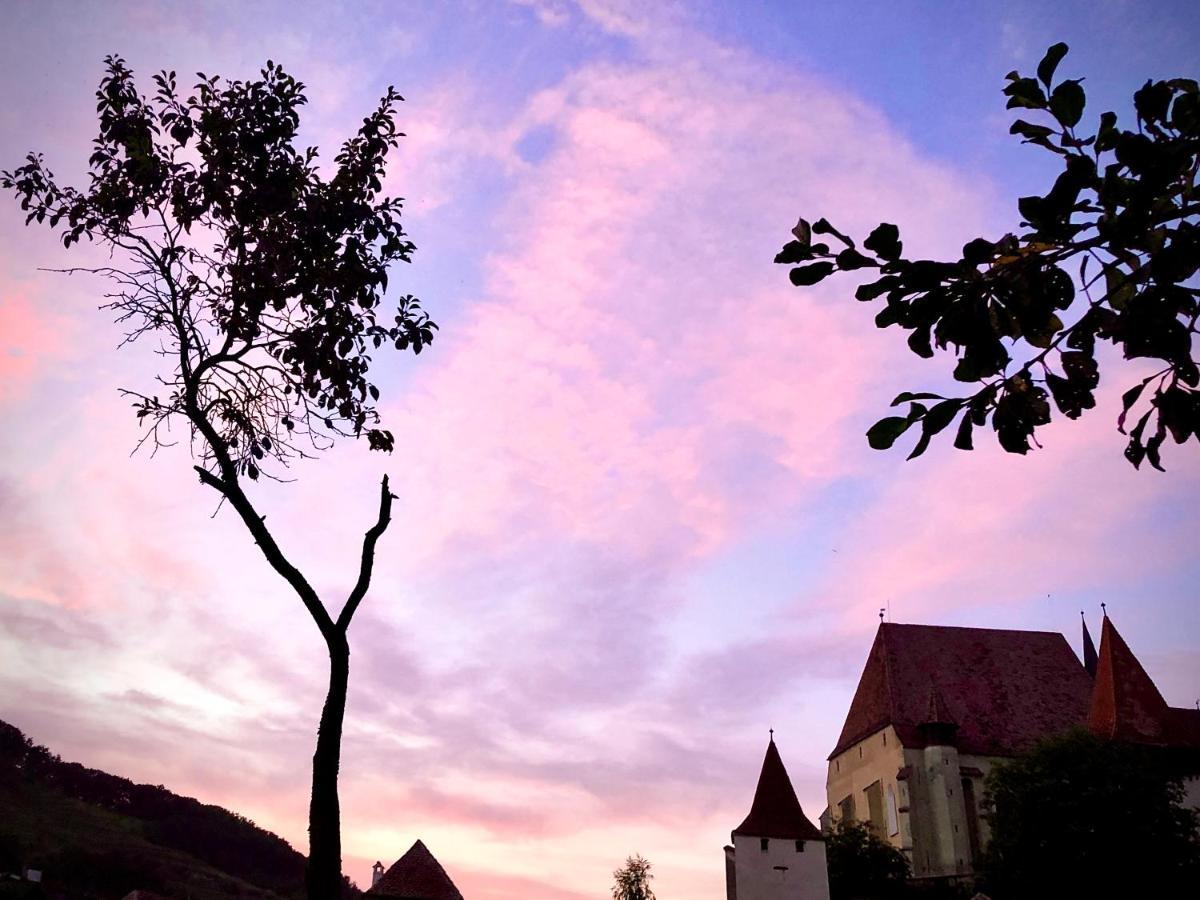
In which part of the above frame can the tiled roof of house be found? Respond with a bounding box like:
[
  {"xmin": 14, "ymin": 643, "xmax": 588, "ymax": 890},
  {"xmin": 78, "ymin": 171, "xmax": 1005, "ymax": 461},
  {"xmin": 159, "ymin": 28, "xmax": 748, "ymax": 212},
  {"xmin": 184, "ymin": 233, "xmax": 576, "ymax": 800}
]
[
  {"xmin": 830, "ymin": 623, "xmax": 1094, "ymax": 759},
  {"xmin": 1088, "ymin": 616, "xmax": 1200, "ymax": 750},
  {"xmin": 733, "ymin": 738, "xmax": 822, "ymax": 841},
  {"xmin": 369, "ymin": 840, "xmax": 464, "ymax": 900}
]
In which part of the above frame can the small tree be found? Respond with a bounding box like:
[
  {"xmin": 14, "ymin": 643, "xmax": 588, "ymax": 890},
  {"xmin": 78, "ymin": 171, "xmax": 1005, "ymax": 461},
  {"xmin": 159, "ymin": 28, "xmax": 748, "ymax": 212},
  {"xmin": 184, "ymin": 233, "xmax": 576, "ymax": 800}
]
[
  {"xmin": 982, "ymin": 728, "xmax": 1200, "ymax": 899},
  {"xmin": 2, "ymin": 57, "xmax": 435, "ymax": 899},
  {"xmin": 777, "ymin": 43, "xmax": 1199, "ymax": 469},
  {"xmin": 611, "ymin": 854, "xmax": 656, "ymax": 900},
  {"xmin": 825, "ymin": 819, "xmax": 909, "ymax": 900}
]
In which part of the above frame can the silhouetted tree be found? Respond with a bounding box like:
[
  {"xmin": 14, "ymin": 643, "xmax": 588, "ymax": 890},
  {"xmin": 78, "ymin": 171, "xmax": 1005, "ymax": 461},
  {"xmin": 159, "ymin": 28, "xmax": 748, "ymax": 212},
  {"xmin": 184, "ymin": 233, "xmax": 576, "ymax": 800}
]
[
  {"xmin": 2, "ymin": 57, "xmax": 434, "ymax": 900},
  {"xmin": 824, "ymin": 819, "xmax": 909, "ymax": 900},
  {"xmin": 611, "ymin": 854, "xmax": 656, "ymax": 900},
  {"xmin": 981, "ymin": 728, "xmax": 1200, "ymax": 899},
  {"xmin": 777, "ymin": 43, "xmax": 1199, "ymax": 469}
]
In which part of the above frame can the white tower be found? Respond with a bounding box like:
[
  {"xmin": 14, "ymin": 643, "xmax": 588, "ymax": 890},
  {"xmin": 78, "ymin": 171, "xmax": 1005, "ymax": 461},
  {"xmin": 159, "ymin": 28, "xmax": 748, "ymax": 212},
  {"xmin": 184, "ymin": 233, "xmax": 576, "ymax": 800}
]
[{"xmin": 725, "ymin": 735, "xmax": 830, "ymax": 900}]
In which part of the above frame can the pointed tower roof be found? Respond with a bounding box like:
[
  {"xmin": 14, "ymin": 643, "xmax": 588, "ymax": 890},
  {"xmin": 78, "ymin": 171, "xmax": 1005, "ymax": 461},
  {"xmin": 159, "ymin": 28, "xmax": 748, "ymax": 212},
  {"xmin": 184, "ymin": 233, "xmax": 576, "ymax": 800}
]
[
  {"xmin": 368, "ymin": 840, "xmax": 464, "ymax": 900},
  {"xmin": 732, "ymin": 737, "xmax": 822, "ymax": 841},
  {"xmin": 1088, "ymin": 616, "xmax": 1170, "ymax": 744},
  {"xmin": 924, "ymin": 684, "xmax": 955, "ymax": 725},
  {"xmin": 1081, "ymin": 612, "xmax": 1098, "ymax": 678}
]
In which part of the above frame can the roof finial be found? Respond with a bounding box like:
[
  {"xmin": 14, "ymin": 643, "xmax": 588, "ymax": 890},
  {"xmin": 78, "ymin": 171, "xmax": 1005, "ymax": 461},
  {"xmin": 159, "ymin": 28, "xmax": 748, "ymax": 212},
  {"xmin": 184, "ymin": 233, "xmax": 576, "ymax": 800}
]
[
  {"xmin": 769, "ymin": 727, "xmax": 774, "ymax": 741},
  {"xmin": 879, "ymin": 608, "xmax": 885, "ymax": 623},
  {"xmin": 1101, "ymin": 601, "xmax": 1108, "ymax": 617}
]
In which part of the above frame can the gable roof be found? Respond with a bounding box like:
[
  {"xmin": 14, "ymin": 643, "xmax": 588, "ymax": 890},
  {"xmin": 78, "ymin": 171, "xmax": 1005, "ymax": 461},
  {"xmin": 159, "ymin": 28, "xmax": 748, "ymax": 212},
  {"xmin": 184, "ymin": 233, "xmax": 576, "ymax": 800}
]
[
  {"xmin": 1088, "ymin": 616, "xmax": 1200, "ymax": 750},
  {"xmin": 831, "ymin": 623, "xmax": 1093, "ymax": 759},
  {"xmin": 368, "ymin": 840, "xmax": 464, "ymax": 900},
  {"xmin": 733, "ymin": 738, "xmax": 822, "ymax": 841}
]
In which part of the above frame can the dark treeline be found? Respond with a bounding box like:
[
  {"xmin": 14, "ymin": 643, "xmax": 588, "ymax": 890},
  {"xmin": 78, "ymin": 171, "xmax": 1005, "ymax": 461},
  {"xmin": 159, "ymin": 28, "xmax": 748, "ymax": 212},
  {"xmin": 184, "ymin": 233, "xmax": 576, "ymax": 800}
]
[{"xmin": 0, "ymin": 719, "xmax": 342, "ymax": 898}]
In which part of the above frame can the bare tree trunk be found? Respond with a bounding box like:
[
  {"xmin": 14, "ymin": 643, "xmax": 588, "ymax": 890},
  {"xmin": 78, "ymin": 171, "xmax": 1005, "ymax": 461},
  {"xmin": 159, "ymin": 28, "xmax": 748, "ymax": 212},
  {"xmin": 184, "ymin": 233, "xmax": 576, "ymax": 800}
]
[{"xmin": 308, "ymin": 635, "xmax": 349, "ymax": 900}]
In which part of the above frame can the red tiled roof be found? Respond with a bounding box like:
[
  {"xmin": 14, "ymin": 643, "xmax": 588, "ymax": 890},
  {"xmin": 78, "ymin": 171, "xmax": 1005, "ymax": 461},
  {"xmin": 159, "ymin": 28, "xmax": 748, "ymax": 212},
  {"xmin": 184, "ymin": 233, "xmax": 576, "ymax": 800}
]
[
  {"xmin": 733, "ymin": 739, "xmax": 822, "ymax": 841},
  {"xmin": 369, "ymin": 840, "xmax": 464, "ymax": 900},
  {"xmin": 830, "ymin": 623, "xmax": 1093, "ymax": 759},
  {"xmin": 1088, "ymin": 616, "xmax": 1200, "ymax": 750}
]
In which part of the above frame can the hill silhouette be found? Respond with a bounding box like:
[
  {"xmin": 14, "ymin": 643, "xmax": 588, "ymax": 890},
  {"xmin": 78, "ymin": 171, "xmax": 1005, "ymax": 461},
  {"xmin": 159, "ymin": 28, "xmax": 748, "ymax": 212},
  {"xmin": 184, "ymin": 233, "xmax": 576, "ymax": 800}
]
[{"xmin": 0, "ymin": 719, "xmax": 357, "ymax": 899}]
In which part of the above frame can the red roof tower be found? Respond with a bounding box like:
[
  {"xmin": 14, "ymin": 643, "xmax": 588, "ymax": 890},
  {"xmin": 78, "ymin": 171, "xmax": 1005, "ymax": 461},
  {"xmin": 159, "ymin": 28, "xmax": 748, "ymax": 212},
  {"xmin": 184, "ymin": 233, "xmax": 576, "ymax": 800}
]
[{"xmin": 733, "ymin": 737, "xmax": 822, "ymax": 841}]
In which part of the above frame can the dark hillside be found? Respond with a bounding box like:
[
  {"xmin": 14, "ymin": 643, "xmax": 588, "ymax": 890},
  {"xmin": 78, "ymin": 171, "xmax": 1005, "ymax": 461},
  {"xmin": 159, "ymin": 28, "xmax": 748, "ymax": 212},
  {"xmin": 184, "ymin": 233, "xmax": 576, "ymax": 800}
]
[{"xmin": 0, "ymin": 719, "xmax": 353, "ymax": 900}]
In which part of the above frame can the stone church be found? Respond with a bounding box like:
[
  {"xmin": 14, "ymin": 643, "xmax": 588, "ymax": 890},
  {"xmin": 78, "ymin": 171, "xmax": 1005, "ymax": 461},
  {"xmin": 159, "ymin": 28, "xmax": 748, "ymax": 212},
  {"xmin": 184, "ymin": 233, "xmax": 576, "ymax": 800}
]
[{"xmin": 824, "ymin": 614, "xmax": 1200, "ymax": 881}]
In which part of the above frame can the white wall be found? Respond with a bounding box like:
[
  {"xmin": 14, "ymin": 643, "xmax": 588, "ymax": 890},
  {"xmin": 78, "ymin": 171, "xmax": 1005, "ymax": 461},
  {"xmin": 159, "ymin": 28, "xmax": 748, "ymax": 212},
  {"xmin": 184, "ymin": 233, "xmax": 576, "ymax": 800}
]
[{"xmin": 731, "ymin": 834, "xmax": 830, "ymax": 900}]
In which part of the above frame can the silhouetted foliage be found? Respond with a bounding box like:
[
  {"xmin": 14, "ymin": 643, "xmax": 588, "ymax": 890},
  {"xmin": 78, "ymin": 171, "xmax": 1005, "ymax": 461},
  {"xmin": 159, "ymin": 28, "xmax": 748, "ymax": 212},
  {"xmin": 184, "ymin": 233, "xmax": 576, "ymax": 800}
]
[
  {"xmin": 778, "ymin": 43, "xmax": 1200, "ymax": 469},
  {"xmin": 981, "ymin": 728, "xmax": 1200, "ymax": 899},
  {"xmin": 611, "ymin": 854, "xmax": 656, "ymax": 900},
  {"xmin": 2, "ymin": 56, "xmax": 430, "ymax": 900},
  {"xmin": 825, "ymin": 819, "xmax": 910, "ymax": 900}
]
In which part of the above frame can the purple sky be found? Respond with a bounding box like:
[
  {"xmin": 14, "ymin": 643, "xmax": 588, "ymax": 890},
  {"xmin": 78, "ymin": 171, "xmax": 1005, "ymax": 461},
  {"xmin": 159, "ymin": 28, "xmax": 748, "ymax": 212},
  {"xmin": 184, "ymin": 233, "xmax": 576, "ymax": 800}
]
[{"xmin": 2, "ymin": 2, "xmax": 1198, "ymax": 897}]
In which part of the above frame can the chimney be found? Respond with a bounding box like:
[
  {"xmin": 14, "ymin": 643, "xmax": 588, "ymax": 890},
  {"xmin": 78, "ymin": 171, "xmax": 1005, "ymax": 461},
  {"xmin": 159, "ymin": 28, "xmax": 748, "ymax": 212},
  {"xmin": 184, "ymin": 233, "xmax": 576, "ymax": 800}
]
[{"xmin": 371, "ymin": 861, "xmax": 385, "ymax": 887}]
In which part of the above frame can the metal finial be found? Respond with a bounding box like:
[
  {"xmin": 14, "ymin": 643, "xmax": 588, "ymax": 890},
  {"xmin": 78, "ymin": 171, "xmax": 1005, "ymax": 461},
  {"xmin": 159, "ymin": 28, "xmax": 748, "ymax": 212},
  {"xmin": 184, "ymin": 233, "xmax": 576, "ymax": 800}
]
[
  {"xmin": 879, "ymin": 608, "xmax": 885, "ymax": 623},
  {"xmin": 769, "ymin": 727, "xmax": 774, "ymax": 740},
  {"xmin": 1101, "ymin": 602, "xmax": 1107, "ymax": 616}
]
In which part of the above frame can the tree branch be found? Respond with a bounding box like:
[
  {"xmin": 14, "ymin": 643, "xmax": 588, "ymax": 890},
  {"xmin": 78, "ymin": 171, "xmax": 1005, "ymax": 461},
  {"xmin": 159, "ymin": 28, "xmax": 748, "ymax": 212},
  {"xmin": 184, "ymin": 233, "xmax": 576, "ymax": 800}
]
[
  {"xmin": 194, "ymin": 463, "xmax": 336, "ymax": 638},
  {"xmin": 336, "ymin": 474, "xmax": 396, "ymax": 632}
]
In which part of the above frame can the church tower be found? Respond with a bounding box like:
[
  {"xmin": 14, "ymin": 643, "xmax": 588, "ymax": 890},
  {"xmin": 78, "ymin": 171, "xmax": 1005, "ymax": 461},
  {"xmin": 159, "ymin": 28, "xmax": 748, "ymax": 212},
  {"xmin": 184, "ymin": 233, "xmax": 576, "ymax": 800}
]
[{"xmin": 724, "ymin": 736, "xmax": 829, "ymax": 900}]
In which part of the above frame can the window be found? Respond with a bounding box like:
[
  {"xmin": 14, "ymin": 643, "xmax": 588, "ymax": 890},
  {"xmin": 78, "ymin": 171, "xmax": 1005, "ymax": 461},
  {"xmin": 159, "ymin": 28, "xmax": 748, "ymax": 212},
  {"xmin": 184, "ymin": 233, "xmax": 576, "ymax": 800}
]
[
  {"xmin": 883, "ymin": 732, "xmax": 887, "ymax": 746},
  {"xmin": 962, "ymin": 777, "xmax": 982, "ymax": 864},
  {"xmin": 795, "ymin": 840, "xmax": 805, "ymax": 852},
  {"xmin": 838, "ymin": 794, "xmax": 856, "ymax": 821},
  {"xmin": 864, "ymin": 781, "xmax": 885, "ymax": 834},
  {"xmin": 886, "ymin": 786, "xmax": 899, "ymax": 836},
  {"xmin": 760, "ymin": 838, "xmax": 769, "ymax": 852}
]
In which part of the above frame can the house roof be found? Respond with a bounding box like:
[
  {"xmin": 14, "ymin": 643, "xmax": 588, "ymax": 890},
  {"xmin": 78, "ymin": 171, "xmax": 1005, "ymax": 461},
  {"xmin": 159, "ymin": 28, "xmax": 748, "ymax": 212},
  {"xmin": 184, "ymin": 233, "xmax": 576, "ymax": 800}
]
[
  {"xmin": 733, "ymin": 738, "xmax": 822, "ymax": 841},
  {"xmin": 1088, "ymin": 616, "xmax": 1200, "ymax": 750},
  {"xmin": 368, "ymin": 840, "xmax": 464, "ymax": 900},
  {"xmin": 830, "ymin": 623, "xmax": 1094, "ymax": 759}
]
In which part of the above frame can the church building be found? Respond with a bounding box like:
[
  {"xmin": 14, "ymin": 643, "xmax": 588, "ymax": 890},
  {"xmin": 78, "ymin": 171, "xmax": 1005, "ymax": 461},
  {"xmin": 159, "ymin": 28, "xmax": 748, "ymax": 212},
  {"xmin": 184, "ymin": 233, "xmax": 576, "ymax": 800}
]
[
  {"xmin": 725, "ymin": 736, "xmax": 830, "ymax": 900},
  {"xmin": 825, "ymin": 614, "xmax": 1200, "ymax": 881}
]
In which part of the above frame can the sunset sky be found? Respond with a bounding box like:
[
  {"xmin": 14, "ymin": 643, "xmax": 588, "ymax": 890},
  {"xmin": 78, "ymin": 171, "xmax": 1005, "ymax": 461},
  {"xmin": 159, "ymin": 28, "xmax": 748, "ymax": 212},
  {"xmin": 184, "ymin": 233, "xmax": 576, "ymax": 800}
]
[{"xmin": 2, "ymin": 2, "xmax": 1199, "ymax": 898}]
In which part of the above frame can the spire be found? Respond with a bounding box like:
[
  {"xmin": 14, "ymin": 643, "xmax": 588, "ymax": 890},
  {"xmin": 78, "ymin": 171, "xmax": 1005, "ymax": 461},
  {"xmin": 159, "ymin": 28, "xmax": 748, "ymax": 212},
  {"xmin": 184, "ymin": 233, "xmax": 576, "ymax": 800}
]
[
  {"xmin": 732, "ymin": 737, "xmax": 822, "ymax": 841},
  {"xmin": 918, "ymin": 683, "xmax": 959, "ymax": 747},
  {"xmin": 1088, "ymin": 614, "xmax": 1169, "ymax": 744},
  {"xmin": 1081, "ymin": 611, "xmax": 1097, "ymax": 678}
]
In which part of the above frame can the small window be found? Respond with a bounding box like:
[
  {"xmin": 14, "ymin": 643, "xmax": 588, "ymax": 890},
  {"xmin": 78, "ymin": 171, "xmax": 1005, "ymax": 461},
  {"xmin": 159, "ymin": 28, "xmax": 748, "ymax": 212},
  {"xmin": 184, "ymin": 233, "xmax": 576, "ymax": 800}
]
[
  {"xmin": 883, "ymin": 732, "xmax": 887, "ymax": 746},
  {"xmin": 859, "ymin": 746, "xmax": 863, "ymax": 758},
  {"xmin": 886, "ymin": 786, "xmax": 899, "ymax": 836},
  {"xmin": 795, "ymin": 840, "xmax": 805, "ymax": 852},
  {"xmin": 760, "ymin": 837, "xmax": 769, "ymax": 851},
  {"xmin": 835, "ymin": 760, "xmax": 840, "ymax": 773}
]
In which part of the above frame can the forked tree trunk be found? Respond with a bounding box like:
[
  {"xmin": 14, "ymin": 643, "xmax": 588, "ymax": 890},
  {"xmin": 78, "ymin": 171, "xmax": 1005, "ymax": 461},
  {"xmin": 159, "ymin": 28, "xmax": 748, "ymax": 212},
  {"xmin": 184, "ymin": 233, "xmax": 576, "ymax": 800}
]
[{"xmin": 308, "ymin": 635, "xmax": 350, "ymax": 900}]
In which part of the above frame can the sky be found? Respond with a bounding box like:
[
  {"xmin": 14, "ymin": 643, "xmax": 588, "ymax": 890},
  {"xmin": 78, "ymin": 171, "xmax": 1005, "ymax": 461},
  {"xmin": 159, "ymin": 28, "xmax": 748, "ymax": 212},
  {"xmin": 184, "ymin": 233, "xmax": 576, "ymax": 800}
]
[{"xmin": 1, "ymin": 1, "xmax": 1199, "ymax": 897}]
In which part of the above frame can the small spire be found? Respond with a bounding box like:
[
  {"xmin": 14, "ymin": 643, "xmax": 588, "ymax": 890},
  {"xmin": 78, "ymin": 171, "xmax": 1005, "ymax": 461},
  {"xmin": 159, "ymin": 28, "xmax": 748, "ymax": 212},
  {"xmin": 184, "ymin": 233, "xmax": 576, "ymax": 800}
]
[{"xmin": 1081, "ymin": 611, "xmax": 1098, "ymax": 678}]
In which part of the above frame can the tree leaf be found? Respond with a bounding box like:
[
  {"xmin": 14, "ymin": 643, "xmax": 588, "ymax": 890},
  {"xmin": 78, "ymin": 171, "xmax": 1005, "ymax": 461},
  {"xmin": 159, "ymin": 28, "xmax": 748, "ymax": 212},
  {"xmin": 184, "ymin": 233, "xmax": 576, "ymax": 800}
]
[
  {"xmin": 1049, "ymin": 80, "xmax": 1086, "ymax": 128},
  {"xmin": 863, "ymin": 223, "xmax": 902, "ymax": 261},
  {"xmin": 789, "ymin": 261, "xmax": 836, "ymax": 286},
  {"xmin": 867, "ymin": 416, "xmax": 912, "ymax": 450},
  {"xmin": 1037, "ymin": 43, "xmax": 1069, "ymax": 87}
]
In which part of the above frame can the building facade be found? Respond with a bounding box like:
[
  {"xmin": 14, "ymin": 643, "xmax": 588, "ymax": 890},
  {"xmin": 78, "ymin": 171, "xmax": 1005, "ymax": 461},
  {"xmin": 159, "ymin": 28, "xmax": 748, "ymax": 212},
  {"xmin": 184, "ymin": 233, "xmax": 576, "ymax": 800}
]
[{"xmin": 825, "ymin": 616, "xmax": 1200, "ymax": 880}]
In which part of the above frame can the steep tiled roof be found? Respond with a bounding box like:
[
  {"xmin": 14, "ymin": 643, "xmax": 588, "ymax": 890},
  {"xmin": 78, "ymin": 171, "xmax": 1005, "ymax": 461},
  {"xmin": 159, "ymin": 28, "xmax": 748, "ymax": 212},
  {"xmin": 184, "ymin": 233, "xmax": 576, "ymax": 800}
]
[
  {"xmin": 1088, "ymin": 616, "xmax": 1200, "ymax": 750},
  {"xmin": 733, "ymin": 739, "xmax": 822, "ymax": 841},
  {"xmin": 369, "ymin": 840, "xmax": 464, "ymax": 900},
  {"xmin": 830, "ymin": 623, "xmax": 1093, "ymax": 759}
]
